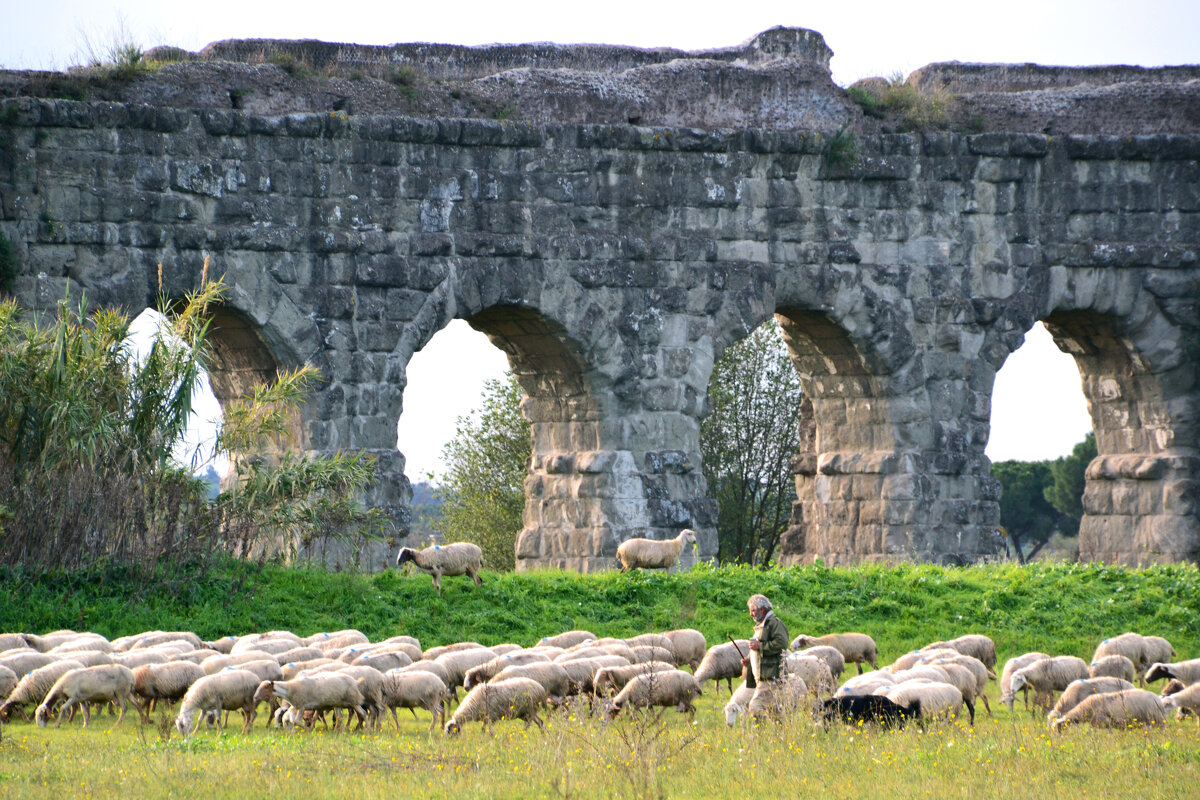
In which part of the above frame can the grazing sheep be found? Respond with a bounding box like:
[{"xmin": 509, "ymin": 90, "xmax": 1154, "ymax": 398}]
[
  {"xmin": 127, "ymin": 631, "xmax": 204, "ymax": 651},
  {"xmin": 558, "ymin": 646, "xmax": 622, "ymax": 664},
  {"xmin": 132, "ymin": 662, "xmax": 206, "ymax": 723},
  {"xmin": 630, "ymin": 645, "xmax": 677, "ymax": 665},
  {"xmin": 928, "ymin": 663, "xmax": 983, "ymax": 725},
  {"xmin": 351, "ymin": 651, "xmax": 413, "ymax": 673},
  {"xmin": 230, "ymin": 638, "xmax": 296, "ymax": 657},
  {"xmin": 445, "ymin": 677, "xmax": 549, "ymax": 734},
  {"xmin": 694, "ymin": 640, "xmax": 751, "ymax": 694},
  {"xmin": 282, "ymin": 659, "xmax": 335, "ymax": 680},
  {"xmin": 889, "ymin": 665, "xmax": 952, "ymax": 686},
  {"xmin": 557, "ymin": 656, "xmax": 630, "ymax": 699},
  {"xmin": 22, "ymin": 631, "xmax": 82, "ymax": 652},
  {"xmin": 723, "ymin": 682, "xmax": 756, "ymax": 726},
  {"xmin": 1000, "ymin": 652, "xmax": 1050, "ymax": 712},
  {"xmin": 47, "ymin": 634, "xmax": 112, "ymax": 655},
  {"xmin": 782, "ymin": 653, "xmax": 836, "ymax": 698},
  {"xmin": 395, "ymin": 542, "xmax": 483, "ymax": 594},
  {"xmin": 1092, "ymin": 633, "xmax": 1148, "ymax": 681},
  {"xmin": 170, "ymin": 649, "xmax": 222, "ymax": 666},
  {"xmin": 0, "ymin": 664, "xmax": 16, "ymax": 699},
  {"xmin": 884, "ymin": 680, "xmax": 965, "ymax": 722},
  {"xmin": 200, "ymin": 652, "xmax": 276, "ymax": 675},
  {"xmin": 1049, "ymin": 688, "xmax": 1167, "ymax": 730},
  {"xmin": 1089, "ymin": 655, "xmax": 1137, "ymax": 683},
  {"xmin": 35, "ymin": 664, "xmax": 135, "ymax": 728},
  {"xmin": 307, "ymin": 631, "xmax": 370, "ymax": 653},
  {"xmin": 924, "ymin": 654, "xmax": 994, "ymax": 716},
  {"xmin": 1011, "ymin": 656, "xmax": 1089, "ymax": 711},
  {"xmin": 381, "ymin": 634, "xmax": 421, "ymax": 649},
  {"xmin": 790, "ymin": 633, "xmax": 877, "ymax": 674},
  {"xmin": 1161, "ymin": 681, "xmax": 1200, "ymax": 726},
  {"xmin": 625, "ymin": 633, "xmax": 674, "ymax": 650},
  {"xmin": 423, "ymin": 642, "xmax": 490, "ymax": 661},
  {"xmin": 204, "ymin": 636, "xmax": 239, "ymax": 654},
  {"xmin": 1141, "ymin": 636, "xmax": 1176, "ymax": 671},
  {"xmin": 434, "ymin": 648, "xmax": 500, "ymax": 701},
  {"xmin": 337, "ymin": 666, "xmax": 387, "ymax": 731},
  {"xmin": 395, "ymin": 660, "xmax": 454, "ymax": 689},
  {"xmin": 0, "ymin": 651, "xmax": 55, "ymax": 680},
  {"xmin": 492, "ymin": 662, "xmax": 573, "ymax": 699},
  {"xmin": 1145, "ymin": 658, "xmax": 1200, "ymax": 686},
  {"xmin": 615, "ymin": 529, "xmax": 697, "ymax": 572},
  {"xmin": 835, "ymin": 671, "xmax": 896, "ymax": 697},
  {"xmin": 607, "ymin": 670, "xmax": 702, "ymax": 719},
  {"xmin": 819, "ymin": 694, "xmax": 917, "ymax": 729},
  {"xmin": 270, "ymin": 647, "xmax": 325, "ymax": 666},
  {"xmin": 1048, "ymin": 677, "xmax": 1136, "ymax": 719},
  {"xmin": 888, "ymin": 648, "xmax": 959, "ymax": 673},
  {"xmin": 923, "ymin": 635, "xmax": 997, "ymax": 670},
  {"xmin": 234, "ymin": 659, "xmax": 285, "ymax": 684},
  {"xmin": 252, "ymin": 674, "xmax": 366, "ymax": 733},
  {"xmin": 536, "ymin": 631, "xmax": 597, "ymax": 650},
  {"xmin": 663, "ymin": 629, "xmax": 707, "ymax": 672},
  {"xmin": 51, "ymin": 650, "xmax": 112, "ymax": 668},
  {"xmin": 380, "ymin": 670, "xmax": 450, "ymax": 732},
  {"xmin": 464, "ymin": 653, "xmax": 552, "ymax": 690},
  {"xmin": 175, "ymin": 669, "xmax": 262, "ymax": 736},
  {"xmin": 110, "ymin": 650, "xmax": 171, "ymax": 670},
  {"xmin": 723, "ymin": 674, "xmax": 809, "ymax": 725},
  {"xmin": 0, "ymin": 659, "xmax": 85, "ymax": 721},
  {"xmin": 593, "ymin": 662, "xmax": 677, "ymax": 697},
  {"xmin": 797, "ymin": 646, "xmax": 845, "ymax": 682}
]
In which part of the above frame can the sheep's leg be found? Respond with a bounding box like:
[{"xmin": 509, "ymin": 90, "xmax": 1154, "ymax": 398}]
[
  {"xmin": 115, "ymin": 695, "xmax": 128, "ymax": 726},
  {"xmin": 964, "ymin": 698, "xmax": 975, "ymax": 726},
  {"xmin": 138, "ymin": 697, "xmax": 152, "ymax": 725},
  {"xmin": 391, "ymin": 708, "xmax": 401, "ymax": 733},
  {"xmin": 981, "ymin": 692, "xmax": 992, "ymax": 716},
  {"xmin": 241, "ymin": 707, "xmax": 256, "ymax": 735},
  {"xmin": 856, "ymin": 661, "xmax": 865, "ymax": 675},
  {"xmin": 409, "ymin": 707, "xmax": 419, "ymax": 720},
  {"xmin": 56, "ymin": 700, "xmax": 73, "ymax": 728}
]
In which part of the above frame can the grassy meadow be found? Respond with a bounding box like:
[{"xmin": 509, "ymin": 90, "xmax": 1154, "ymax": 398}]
[{"xmin": 1, "ymin": 559, "xmax": 1199, "ymax": 798}]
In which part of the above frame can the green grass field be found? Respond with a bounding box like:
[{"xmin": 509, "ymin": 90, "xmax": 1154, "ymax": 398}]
[{"xmin": 1, "ymin": 559, "xmax": 1199, "ymax": 798}]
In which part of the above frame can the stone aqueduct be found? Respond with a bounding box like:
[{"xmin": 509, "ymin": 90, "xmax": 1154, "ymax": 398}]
[{"xmin": 1, "ymin": 28, "xmax": 1197, "ymax": 568}]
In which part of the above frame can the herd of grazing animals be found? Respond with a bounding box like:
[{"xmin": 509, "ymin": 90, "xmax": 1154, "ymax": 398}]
[{"xmin": 0, "ymin": 543, "xmax": 1195, "ymax": 737}]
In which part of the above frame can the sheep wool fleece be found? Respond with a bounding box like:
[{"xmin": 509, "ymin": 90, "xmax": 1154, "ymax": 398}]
[{"xmin": 747, "ymin": 612, "xmax": 789, "ymax": 689}]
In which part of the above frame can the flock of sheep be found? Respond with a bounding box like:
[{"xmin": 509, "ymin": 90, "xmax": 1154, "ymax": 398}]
[{"xmin": 1, "ymin": 623, "xmax": 1197, "ymax": 739}]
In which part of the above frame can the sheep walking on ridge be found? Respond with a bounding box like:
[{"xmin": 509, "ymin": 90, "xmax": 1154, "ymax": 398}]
[
  {"xmin": 395, "ymin": 542, "xmax": 483, "ymax": 595},
  {"xmin": 615, "ymin": 529, "xmax": 697, "ymax": 572},
  {"xmin": 35, "ymin": 665, "xmax": 136, "ymax": 728}
]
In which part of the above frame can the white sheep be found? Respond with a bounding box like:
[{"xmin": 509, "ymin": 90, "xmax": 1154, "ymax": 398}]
[
  {"xmin": 47, "ymin": 634, "xmax": 112, "ymax": 655},
  {"xmin": 615, "ymin": 529, "xmax": 697, "ymax": 572},
  {"xmin": 0, "ymin": 650, "xmax": 55, "ymax": 679},
  {"xmin": 1145, "ymin": 658, "xmax": 1200, "ymax": 686},
  {"xmin": 395, "ymin": 542, "xmax": 483, "ymax": 594},
  {"xmin": 336, "ymin": 665, "xmax": 387, "ymax": 731},
  {"xmin": 53, "ymin": 650, "xmax": 112, "ymax": 668},
  {"xmin": 1141, "ymin": 636, "xmax": 1176, "ymax": 672},
  {"xmin": 835, "ymin": 670, "xmax": 896, "ymax": 697},
  {"xmin": 351, "ymin": 651, "xmax": 414, "ymax": 673},
  {"xmin": 200, "ymin": 651, "xmax": 276, "ymax": 675},
  {"xmin": 782, "ymin": 653, "xmax": 836, "ymax": 698},
  {"xmin": 395, "ymin": 660, "xmax": 455, "ymax": 689},
  {"xmin": 797, "ymin": 646, "xmax": 846, "ymax": 682},
  {"xmin": 663, "ymin": 629, "xmax": 707, "ymax": 671},
  {"xmin": 999, "ymin": 652, "xmax": 1049, "ymax": 712},
  {"xmin": 535, "ymin": 631, "xmax": 597, "ymax": 649},
  {"xmin": 35, "ymin": 664, "xmax": 135, "ymax": 728},
  {"xmin": 1049, "ymin": 688, "xmax": 1167, "ymax": 730},
  {"xmin": 380, "ymin": 670, "xmax": 450, "ymax": 732},
  {"xmin": 1011, "ymin": 656, "xmax": 1089, "ymax": 711},
  {"xmin": 445, "ymin": 677, "xmax": 549, "ymax": 734},
  {"xmin": 1091, "ymin": 633, "xmax": 1148, "ymax": 681},
  {"xmin": 492, "ymin": 662, "xmax": 573, "ymax": 699},
  {"xmin": 556, "ymin": 656, "xmax": 631, "ymax": 699},
  {"xmin": 593, "ymin": 661, "xmax": 677, "ymax": 697},
  {"xmin": 1088, "ymin": 655, "xmax": 1137, "ymax": 683},
  {"xmin": 110, "ymin": 650, "xmax": 171, "ymax": 670},
  {"xmin": 884, "ymin": 680, "xmax": 965, "ymax": 722},
  {"xmin": 723, "ymin": 674, "xmax": 809, "ymax": 726},
  {"xmin": 630, "ymin": 645, "xmax": 677, "ymax": 665},
  {"xmin": 464, "ymin": 652, "xmax": 552, "ymax": 690},
  {"xmin": 1048, "ymin": 677, "xmax": 1136, "ymax": 719},
  {"xmin": 607, "ymin": 669, "xmax": 702, "ymax": 719},
  {"xmin": 1161, "ymin": 681, "xmax": 1200, "ymax": 726},
  {"xmin": 0, "ymin": 634, "xmax": 30, "ymax": 653},
  {"xmin": 252, "ymin": 674, "xmax": 366, "ymax": 733},
  {"xmin": 922, "ymin": 635, "xmax": 997, "ymax": 670},
  {"xmin": 888, "ymin": 648, "xmax": 959, "ymax": 673},
  {"xmin": 434, "ymin": 648, "xmax": 500, "ymax": 701},
  {"xmin": 422, "ymin": 641, "xmax": 490, "ymax": 661},
  {"xmin": 723, "ymin": 682, "xmax": 756, "ymax": 726},
  {"xmin": 175, "ymin": 669, "xmax": 262, "ymax": 736},
  {"xmin": 694, "ymin": 640, "xmax": 751, "ymax": 694},
  {"xmin": 306, "ymin": 631, "xmax": 369, "ymax": 653},
  {"xmin": 923, "ymin": 653, "xmax": 994, "ymax": 716},
  {"xmin": 282, "ymin": 658, "xmax": 335, "ymax": 680},
  {"xmin": 790, "ymin": 633, "xmax": 877, "ymax": 674},
  {"xmin": 0, "ymin": 664, "xmax": 16, "ymax": 699},
  {"xmin": 131, "ymin": 662, "xmax": 205, "ymax": 723},
  {"xmin": 0, "ymin": 659, "xmax": 85, "ymax": 721}
]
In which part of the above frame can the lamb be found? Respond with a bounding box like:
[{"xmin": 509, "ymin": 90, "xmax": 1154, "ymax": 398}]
[
  {"xmin": 1161, "ymin": 681, "xmax": 1200, "ymax": 726},
  {"xmin": 0, "ymin": 659, "xmax": 85, "ymax": 721},
  {"xmin": 252, "ymin": 674, "xmax": 366, "ymax": 733},
  {"xmin": 380, "ymin": 669, "xmax": 450, "ymax": 732},
  {"xmin": 1048, "ymin": 677, "xmax": 1136, "ymax": 719},
  {"xmin": 694, "ymin": 640, "xmax": 751, "ymax": 694},
  {"xmin": 819, "ymin": 694, "xmax": 917, "ymax": 729},
  {"xmin": 445, "ymin": 677, "xmax": 549, "ymax": 734},
  {"xmin": 175, "ymin": 669, "xmax": 262, "ymax": 736},
  {"xmin": 1011, "ymin": 656, "xmax": 1089, "ymax": 711},
  {"xmin": 606, "ymin": 670, "xmax": 702, "ymax": 719},
  {"xmin": 593, "ymin": 662, "xmax": 677, "ymax": 697},
  {"xmin": 663, "ymin": 629, "xmax": 707, "ymax": 671},
  {"xmin": 884, "ymin": 680, "xmax": 965, "ymax": 722},
  {"xmin": 1144, "ymin": 658, "xmax": 1200, "ymax": 686},
  {"xmin": 464, "ymin": 652, "xmax": 552, "ymax": 690},
  {"xmin": 1049, "ymin": 688, "xmax": 1167, "ymax": 730},
  {"xmin": 790, "ymin": 633, "xmax": 877, "ymax": 674},
  {"xmin": 1088, "ymin": 655, "xmax": 1137, "ymax": 683},
  {"xmin": 922, "ymin": 635, "xmax": 997, "ymax": 670},
  {"xmin": 1000, "ymin": 652, "xmax": 1050, "ymax": 711},
  {"xmin": 395, "ymin": 542, "xmax": 483, "ymax": 595},
  {"xmin": 35, "ymin": 664, "xmax": 136, "ymax": 728},
  {"xmin": 492, "ymin": 662, "xmax": 573, "ymax": 699},
  {"xmin": 796, "ymin": 646, "xmax": 845, "ymax": 682},
  {"xmin": 536, "ymin": 631, "xmax": 597, "ymax": 649},
  {"xmin": 615, "ymin": 528, "xmax": 697, "ymax": 572},
  {"xmin": 131, "ymin": 662, "xmax": 205, "ymax": 723}
]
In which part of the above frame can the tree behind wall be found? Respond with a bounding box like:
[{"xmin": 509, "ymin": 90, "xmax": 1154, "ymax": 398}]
[
  {"xmin": 700, "ymin": 320, "xmax": 803, "ymax": 565},
  {"xmin": 430, "ymin": 373, "xmax": 529, "ymax": 571}
]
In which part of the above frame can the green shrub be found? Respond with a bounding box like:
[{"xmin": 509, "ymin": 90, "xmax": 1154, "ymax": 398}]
[{"xmin": 0, "ymin": 231, "xmax": 15, "ymax": 291}]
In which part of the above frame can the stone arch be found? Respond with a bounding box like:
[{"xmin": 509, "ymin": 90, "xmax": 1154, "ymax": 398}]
[{"xmin": 1037, "ymin": 305, "xmax": 1200, "ymax": 563}]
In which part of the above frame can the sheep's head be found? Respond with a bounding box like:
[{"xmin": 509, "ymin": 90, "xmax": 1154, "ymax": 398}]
[
  {"xmin": 174, "ymin": 710, "xmax": 194, "ymax": 737},
  {"xmin": 680, "ymin": 529, "xmax": 698, "ymax": 547},
  {"xmin": 395, "ymin": 548, "xmax": 417, "ymax": 567},
  {"xmin": 444, "ymin": 720, "xmax": 461, "ymax": 736},
  {"xmin": 1144, "ymin": 663, "xmax": 1170, "ymax": 683},
  {"xmin": 1161, "ymin": 679, "xmax": 1186, "ymax": 697},
  {"xmin": 34, "ymin": 703, "xmax": 51, "ymax": 727},
  {"xmin": 1010, "ymin": 673, "xmax": 1028, "ymax": 693},
  {"xmin": 792, "ymin": 635, "xmax": 813, "ymax": 649},
  {"xmin": 253, "ymin": 680, "xmax": 276, "ymax": 704}
]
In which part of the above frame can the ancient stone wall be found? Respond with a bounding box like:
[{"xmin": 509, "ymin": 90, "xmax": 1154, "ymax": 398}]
[{"xmin": 0, "ymin": 29, "xmax": 1197, "ymax": 568}]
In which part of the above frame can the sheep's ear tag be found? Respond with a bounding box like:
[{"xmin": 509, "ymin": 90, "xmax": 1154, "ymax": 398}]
[{"xmin": 434, "ymin": 544, "xmax": 440, "ymax": 549}]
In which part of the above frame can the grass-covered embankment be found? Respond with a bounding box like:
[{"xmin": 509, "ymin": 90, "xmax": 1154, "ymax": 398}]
[{"xmin": 4, "ymin": 559, "xmax": 1199, "ymax": 659}]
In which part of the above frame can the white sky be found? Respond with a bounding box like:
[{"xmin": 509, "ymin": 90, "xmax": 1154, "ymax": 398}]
[{"xmin": 4, "ymin": 1, "xmax": 1191, "ymax": 479}]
